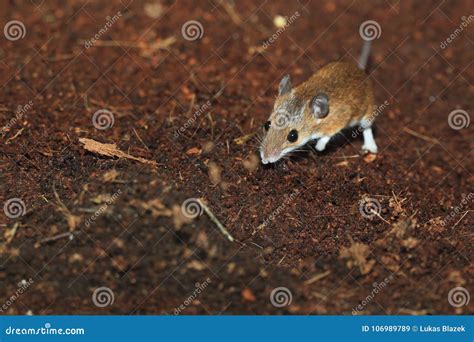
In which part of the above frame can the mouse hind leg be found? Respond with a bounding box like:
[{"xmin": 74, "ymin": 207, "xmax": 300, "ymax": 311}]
[{"xmin": 360, "ymin": 108, "xmax": 378, "ymax": 154}]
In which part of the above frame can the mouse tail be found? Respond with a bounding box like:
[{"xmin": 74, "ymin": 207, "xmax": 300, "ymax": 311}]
[{"xmin": 358, "ymin": 40, "xmax": 371, "ymax": 70}]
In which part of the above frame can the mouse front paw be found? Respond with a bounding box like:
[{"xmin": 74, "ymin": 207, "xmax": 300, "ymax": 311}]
[
  {"xmin": 315, "ymin": 136, "xmax": 331, "ymax": 152},
  {"xmin": 362, "ymin": 143, "xmax": 378, "ymax": 154}
]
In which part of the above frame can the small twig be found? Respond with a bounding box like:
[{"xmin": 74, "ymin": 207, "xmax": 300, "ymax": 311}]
[
  {"xmin": 47, "ymin": 53, "xmax": 77, "ymax": 62},
  {"xmin": 278, "ymin": 255, "xmax": 286, "ymax": 265},
  {"xmin": 197, "ymin": 198, "xmax": 234, "ymax": 242},
  {"xmin": 403, "ymin": 127, "xmax": 440, "ymax": 144},
  {"xmin": 53, "ymin": 184, "xmax": 71, "ymax": 214},
  {"xmin": 38, "ymin": 231, "xmax": 75, "ymax": 245},
  {"xmin": 370, "ymin": 209, "xmax": 391, "ymax": 225},
  {"xmin": 451, "ymin": 210, "xmax": 471, "ymax": 230},
  {"xmin": 304, "ymin": 270, "xmax": 331, "ymax": 285},
  {"xmin": 5, "ymin": 128, "xmax": 24, "ymax": 144},
  {"xmin": 5, "ymin": 222, "xmax": 20, "ymax": 244},
  {"xmin": 220, "ymin": 1, "xmax": 243, "ymax": 26},
  {"xmin": 80, "ymin": 40, "xmax": 140, "ymax": 48},
  {"xmin": 250, "ymin": 241, "xmax": 263, "ymax": 249},
  {"xmin": 327, "ymin": 154, "xmax": 360, "ymax": 159},
  {"xmin": 133, "ymin": 128, "xmax": 150, "ymax": 151}
]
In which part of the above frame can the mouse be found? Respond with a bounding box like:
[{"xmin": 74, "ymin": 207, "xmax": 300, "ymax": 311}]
[{"xmin": 260, "ymin": 40, "xmax": 378, "ymax": 164}]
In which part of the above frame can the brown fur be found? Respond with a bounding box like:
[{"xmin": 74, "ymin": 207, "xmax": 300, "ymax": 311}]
[{"xmin": 262, "ymin": 62, "xmax": 374, "ymax": 158}]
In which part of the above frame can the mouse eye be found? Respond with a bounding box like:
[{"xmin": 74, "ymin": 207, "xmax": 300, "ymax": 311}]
[
  {"xmin": 287, "ymin": 129, "xmax": 298, "ymax": 142},
  {"xmin": 264, "ymin": 121, "xmax": 271, "ymax": 131}
]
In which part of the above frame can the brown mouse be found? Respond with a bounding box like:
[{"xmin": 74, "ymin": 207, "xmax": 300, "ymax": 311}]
[{"xmin": 260, "ymin": 40, "xmax": 377, "ymax": 164}]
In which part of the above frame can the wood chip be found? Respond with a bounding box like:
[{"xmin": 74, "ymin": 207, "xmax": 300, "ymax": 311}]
[
  {"xmin": 186, "ymin": 146, "xmax": 202, "ymax": 156},
  {"xmin": 79, "ymin": 138, "xmax": 156, "ymax": 166},
  {"xmin": 241, "ymin": 288, "xmax": 256, "ymax": 302}
]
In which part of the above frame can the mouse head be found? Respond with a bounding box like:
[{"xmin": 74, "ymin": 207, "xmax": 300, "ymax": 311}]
[{"xmin": 260, "ymin": 74, "xmax": 329, "ymax": 164}]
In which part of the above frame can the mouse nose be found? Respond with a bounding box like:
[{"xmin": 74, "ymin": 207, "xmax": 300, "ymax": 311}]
[{"xmin": 260, "ymin": 149, "xmax": 280, "ymax": 164}]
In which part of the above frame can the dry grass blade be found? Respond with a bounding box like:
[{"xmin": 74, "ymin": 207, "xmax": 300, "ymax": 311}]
[{"xmin": 197, "ymin": 198, "xmax": 234, "ymax": 242}]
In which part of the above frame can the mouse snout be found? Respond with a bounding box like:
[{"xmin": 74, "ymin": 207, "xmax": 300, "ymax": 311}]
[{"xmin": 260, "ymin": 147, "xmax": 281, "ymax": 164}]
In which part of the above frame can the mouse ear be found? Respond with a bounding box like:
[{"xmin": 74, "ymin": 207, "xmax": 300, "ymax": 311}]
[
  {"xmin": 311, "ymin": 92, "xmax": 329, "ymax": 118},
  {"xmin": 278, "ymin": 74, "xmax": 292, "ymax": 96}
]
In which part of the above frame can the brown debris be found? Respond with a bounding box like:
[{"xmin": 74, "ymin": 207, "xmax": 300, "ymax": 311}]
[
  {"xmin": 131, "ymin": 198, "xmax": 172, "ymax": 218},
  {"xmin": 186, "ymin": 147, "xmax": 202, "ymax": 156},
  {"xmin": 79, "ymin": 138, "xmax": 157, "ymax": 166},
  {"xmin": 242, "ymin": 154, "xmax": 259, "ymax": 172},
  {"xmin": 339, "ymin": 242, "xmax": 375, "ymax": 275},
  {"xmin": 208, "ymin": 162, "xmax": 222, "ymax": 185},
  {"xmin": 102, "ymin": 169, "xmax": 120, "ymax": 182},
  {"xmin": 241, "ymin": 288, "xmax": 256, "ymax": 302}
]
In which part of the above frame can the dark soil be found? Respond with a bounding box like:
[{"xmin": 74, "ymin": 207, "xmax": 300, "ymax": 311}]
[{"xmin": 0, "ymin": 0, "xmax": 472, "ymax": 315}]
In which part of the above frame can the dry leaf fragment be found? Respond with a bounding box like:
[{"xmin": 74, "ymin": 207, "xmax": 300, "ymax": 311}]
[
  {"xmin": 79, "ymin": 138, "xmax": 156, "ymax": 166},
  {"xmin": 187, "ymin": 260, "xmax": 207, "ymax": 271},
  {"xmin": 208, "ymin": 162, "xmax": 222, "ymax": 185},
  {"xmin": 67, "ymin": 214, "xmax": 82, "ymax": 232},
  {"xmin": 340, "ymin": 242, "xmax": 375, "ymax": 275},
  {"xmin": 102, "ymin": 169, "xmax": 120, "ymax": 182},
  {"xmin": 131, "ymin": 198, "xmax": 172, "ymax": 218},
  {"xmin": 234, "ymin": 132, "xmax": 255, "ymax": 145},
  {"xmin": 242, "ymin": 288, "xmax": 256, "ymax": 302},
  {"xmin": 172, "ymin": 204, "xmax": 192, "ymax": 229}
]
